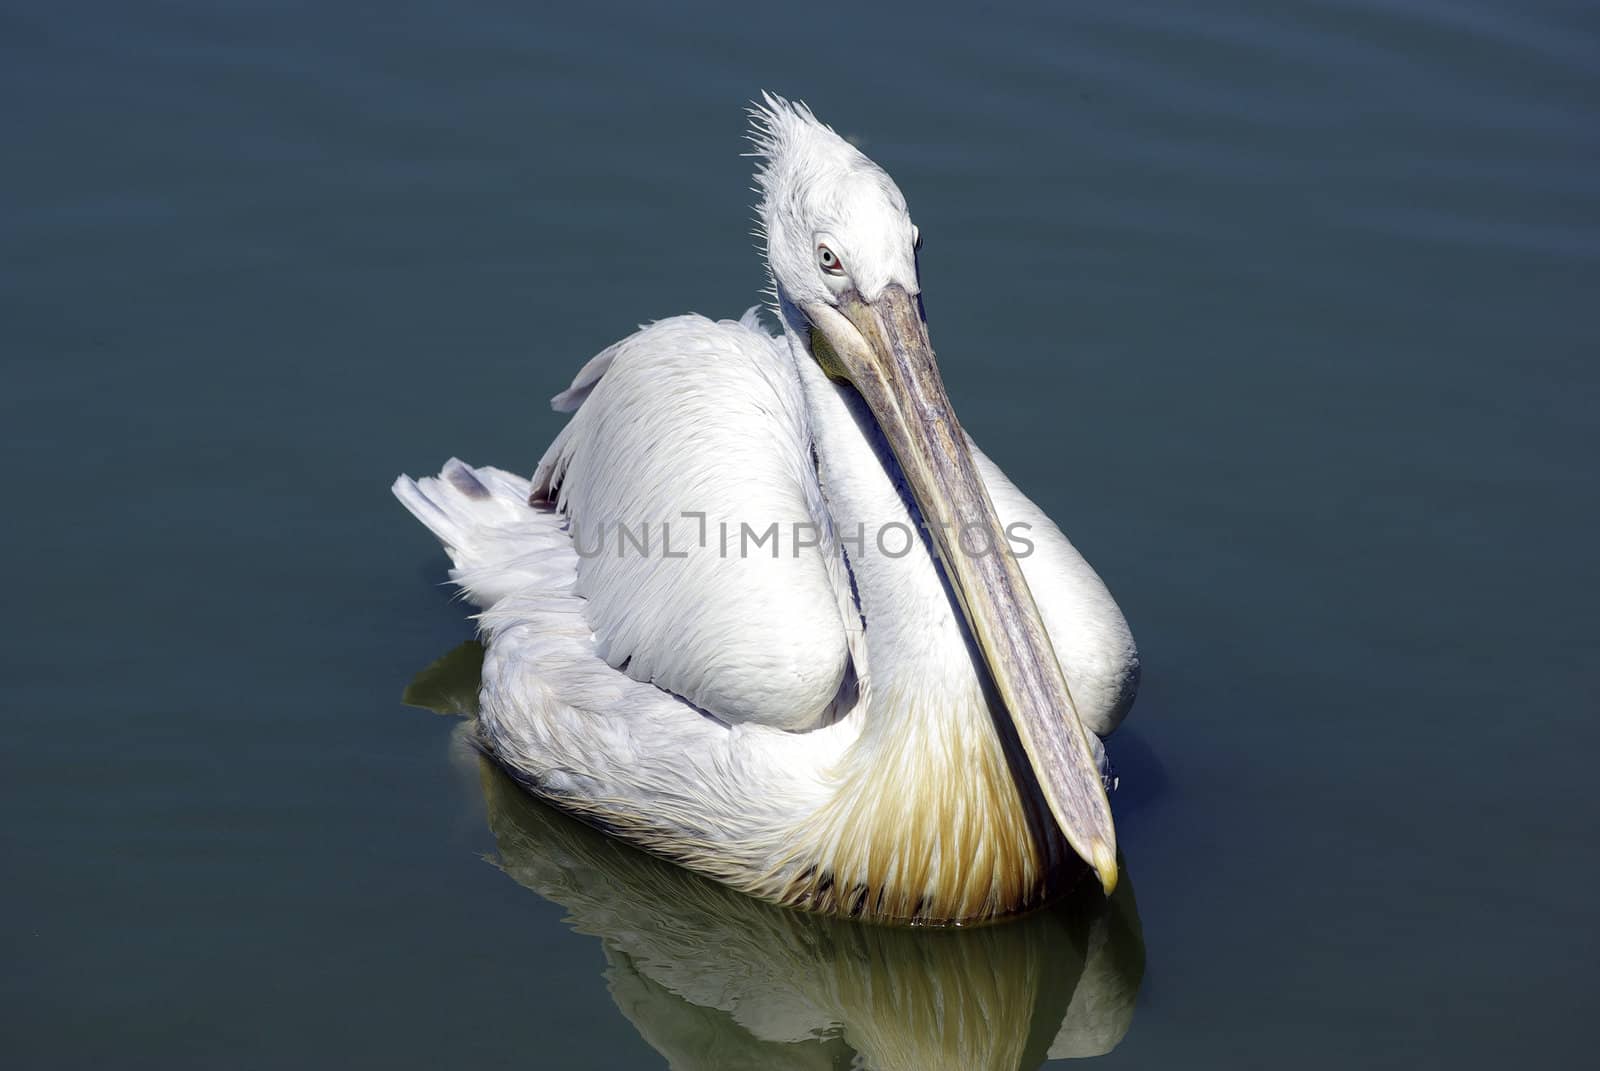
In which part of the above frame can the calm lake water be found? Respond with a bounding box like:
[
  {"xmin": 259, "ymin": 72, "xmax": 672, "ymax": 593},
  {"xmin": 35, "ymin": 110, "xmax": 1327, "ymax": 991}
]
[{"xmin": 3, "ymin": 1, "xmax": 1595, "ymax": 1067}]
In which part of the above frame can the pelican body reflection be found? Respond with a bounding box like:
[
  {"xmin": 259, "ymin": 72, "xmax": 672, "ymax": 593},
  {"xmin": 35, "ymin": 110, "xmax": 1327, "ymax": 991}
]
[{"xmin": 408, "ymin": 643, "xmax": 1145, "ymax": 1069}]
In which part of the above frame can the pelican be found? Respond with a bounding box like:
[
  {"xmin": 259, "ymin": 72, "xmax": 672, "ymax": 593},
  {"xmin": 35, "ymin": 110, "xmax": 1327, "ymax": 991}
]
[{"xmin": 394, "ymin": 96, "xmax": 1139, "ymax": 924}]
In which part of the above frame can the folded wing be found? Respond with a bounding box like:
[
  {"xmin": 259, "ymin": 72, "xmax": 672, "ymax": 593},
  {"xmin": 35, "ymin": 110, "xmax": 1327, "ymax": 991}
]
[{"xmin": 531, "ymin": 310, "xmax": 858, "ymax": 731}]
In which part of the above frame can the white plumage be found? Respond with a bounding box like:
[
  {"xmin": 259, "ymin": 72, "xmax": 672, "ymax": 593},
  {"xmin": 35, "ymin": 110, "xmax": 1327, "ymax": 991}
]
[
  {"xmin": 394, "ymin": 96, "xmax": 1138, "ymax": 923},
  {"xmin": 532, "ymin": 309, "xmax": 855, "ymax": 729}
]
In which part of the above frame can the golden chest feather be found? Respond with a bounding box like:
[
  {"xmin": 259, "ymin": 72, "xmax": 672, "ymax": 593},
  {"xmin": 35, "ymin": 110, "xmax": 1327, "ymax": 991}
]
[{"xmin": 766, "ymin": 686, "xmax": 1075, "ymax": 924}]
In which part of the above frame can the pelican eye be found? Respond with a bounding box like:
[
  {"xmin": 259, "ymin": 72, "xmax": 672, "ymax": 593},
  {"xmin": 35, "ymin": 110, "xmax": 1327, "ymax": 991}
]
[{"xmin": 817, "ymin": 245, "xmax": 845, "ymax": 276}]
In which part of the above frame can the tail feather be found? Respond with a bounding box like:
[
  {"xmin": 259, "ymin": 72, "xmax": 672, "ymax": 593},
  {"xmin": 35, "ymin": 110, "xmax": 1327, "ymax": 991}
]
[{"xmin": 393, "ymin": 459, "xmax": 573, "ymax": 609}]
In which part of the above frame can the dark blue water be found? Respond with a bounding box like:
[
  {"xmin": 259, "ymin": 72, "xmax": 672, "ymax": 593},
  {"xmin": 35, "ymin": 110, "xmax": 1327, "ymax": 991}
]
[{"xmin": 3, "ymin": 1, "xmax": 1595, "ymax": 1067}]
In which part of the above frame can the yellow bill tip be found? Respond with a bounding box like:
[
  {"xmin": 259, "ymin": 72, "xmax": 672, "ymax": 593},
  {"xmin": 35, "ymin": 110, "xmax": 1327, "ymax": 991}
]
[{"xmin": 1092, "ymin": 840, "xmax": 1119, "ymax": 896}]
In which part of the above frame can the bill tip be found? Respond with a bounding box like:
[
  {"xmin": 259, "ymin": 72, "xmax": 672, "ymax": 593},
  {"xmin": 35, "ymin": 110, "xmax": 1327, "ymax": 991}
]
[{"xmin": 1092, "ymin": 840, "xmax": 1119, "ymax": 896}]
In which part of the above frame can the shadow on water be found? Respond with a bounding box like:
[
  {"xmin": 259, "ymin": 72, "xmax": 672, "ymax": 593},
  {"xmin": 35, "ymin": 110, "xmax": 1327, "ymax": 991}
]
[{"xmin": 407, "ymin": 642, "xmax": 1146, "ymax": 1070}]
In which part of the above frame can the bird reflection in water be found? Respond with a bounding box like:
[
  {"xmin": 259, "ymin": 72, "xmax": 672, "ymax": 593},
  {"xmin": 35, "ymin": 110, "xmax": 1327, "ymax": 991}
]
[{"xmin": 408, "ymin": 641, "xmax": 1145, "ymax": 1070}]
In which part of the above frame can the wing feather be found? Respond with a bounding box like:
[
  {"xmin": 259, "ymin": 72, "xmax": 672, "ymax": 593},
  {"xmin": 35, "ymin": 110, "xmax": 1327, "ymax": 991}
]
[{"xmin": 533, "ymin": 311, "xmax": 855, "ymax": 731}]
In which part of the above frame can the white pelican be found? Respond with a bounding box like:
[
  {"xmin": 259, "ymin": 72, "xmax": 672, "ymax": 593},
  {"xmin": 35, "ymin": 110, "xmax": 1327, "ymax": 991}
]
[{"xmin": 394, "ymin": 95, "xmax": 1139, "ymax": 924}]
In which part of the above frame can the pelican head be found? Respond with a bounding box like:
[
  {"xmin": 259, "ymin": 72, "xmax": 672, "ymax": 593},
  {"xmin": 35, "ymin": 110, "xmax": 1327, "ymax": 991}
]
[{"xmin": 750, "ymin": 95, "xmax": 1119, "ymax": 894}]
